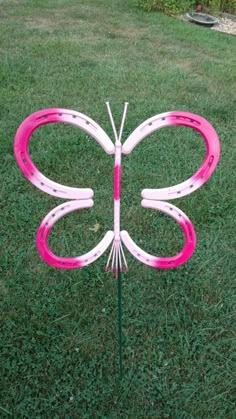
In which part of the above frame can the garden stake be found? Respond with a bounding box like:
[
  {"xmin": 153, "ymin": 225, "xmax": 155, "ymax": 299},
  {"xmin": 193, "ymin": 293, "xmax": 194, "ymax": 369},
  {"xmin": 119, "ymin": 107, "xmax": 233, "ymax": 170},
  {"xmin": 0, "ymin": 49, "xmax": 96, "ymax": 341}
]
[
  {"xmin": 117, "ymin": 265, "xmax": 123, "ymax": 379},
  {"xmin": 14, "ymin": 103, "xmax": 220, "ymax": 376}
]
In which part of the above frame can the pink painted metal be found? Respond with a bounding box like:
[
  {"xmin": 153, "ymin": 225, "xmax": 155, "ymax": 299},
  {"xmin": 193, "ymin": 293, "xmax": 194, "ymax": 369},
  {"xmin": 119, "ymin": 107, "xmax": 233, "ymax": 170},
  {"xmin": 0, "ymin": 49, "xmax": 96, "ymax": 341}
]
[
  {"xmin": 122, "ymin": 111, "xmax": 220, "ymax": 200},
  {"xmin": 105, "ymin": 102, "xmax": 129, "ymax": 277},
  {"xmin": 121, "ymin": 200, "xmax": 196, "ymax": 268},
  {"xmin": 36, "ymin": 199, "xmax": 114, "ymax": 269},
  {"xmin": 14, "ymin": 106, "xmax": 220, "ymax": 274},
  {"xmin": 114, "ymin": 166, "xmax": 121, "ymax": 200},
  {"xmin": 14, "ymin": 108, "xmax": 115, "ymax": 199}
]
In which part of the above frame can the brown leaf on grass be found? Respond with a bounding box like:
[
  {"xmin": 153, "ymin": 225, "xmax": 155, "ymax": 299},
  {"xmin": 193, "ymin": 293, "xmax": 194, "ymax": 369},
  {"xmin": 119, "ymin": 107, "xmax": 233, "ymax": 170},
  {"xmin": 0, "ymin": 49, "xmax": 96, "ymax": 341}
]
[{"xmin": 89, "ymin": 223, "xmax": 101, "ymax": 233}]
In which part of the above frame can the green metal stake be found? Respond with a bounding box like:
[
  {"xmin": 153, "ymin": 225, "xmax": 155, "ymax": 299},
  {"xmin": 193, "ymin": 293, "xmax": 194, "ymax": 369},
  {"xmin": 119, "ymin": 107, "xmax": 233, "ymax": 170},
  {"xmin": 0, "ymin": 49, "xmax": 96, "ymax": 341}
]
[{"xmin": 117, "ymin": 267, "xmax": 123, "ymax": 379}]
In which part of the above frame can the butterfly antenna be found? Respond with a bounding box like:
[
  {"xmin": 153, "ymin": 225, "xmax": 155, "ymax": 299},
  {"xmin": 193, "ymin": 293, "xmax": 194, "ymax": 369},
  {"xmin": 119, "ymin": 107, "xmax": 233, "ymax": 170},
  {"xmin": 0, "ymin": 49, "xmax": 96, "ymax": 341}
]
[
  {"xmin": 106, "ymin": 102, "xmax": 119, "ymax": 142},
  {"xmin": 118, "ymin": 102, "xmax": 129, "ymax": 142}
]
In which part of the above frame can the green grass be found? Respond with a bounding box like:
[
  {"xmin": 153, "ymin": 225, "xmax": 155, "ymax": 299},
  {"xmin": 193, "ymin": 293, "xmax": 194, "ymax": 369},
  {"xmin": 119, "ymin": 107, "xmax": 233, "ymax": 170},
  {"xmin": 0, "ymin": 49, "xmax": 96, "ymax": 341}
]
[{"xmin": 0, "ymin": 0, "xmax": 236, "ymax": 417}]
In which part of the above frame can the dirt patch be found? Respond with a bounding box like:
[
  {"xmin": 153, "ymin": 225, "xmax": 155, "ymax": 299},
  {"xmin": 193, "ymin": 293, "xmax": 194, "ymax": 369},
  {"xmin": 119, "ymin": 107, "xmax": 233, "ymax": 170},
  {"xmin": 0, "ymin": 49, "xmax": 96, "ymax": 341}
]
[{"xmin": 22, "ymin": 16, "xmax": 58, "ymax": 30}]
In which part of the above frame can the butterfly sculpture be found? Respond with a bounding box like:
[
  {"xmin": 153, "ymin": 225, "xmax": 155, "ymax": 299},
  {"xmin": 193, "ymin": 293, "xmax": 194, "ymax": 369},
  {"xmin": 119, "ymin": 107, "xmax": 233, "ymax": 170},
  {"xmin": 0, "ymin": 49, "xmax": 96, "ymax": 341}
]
[{"xmin": 14, "ymin": 103, "xmax": 220, "ymax": 277}]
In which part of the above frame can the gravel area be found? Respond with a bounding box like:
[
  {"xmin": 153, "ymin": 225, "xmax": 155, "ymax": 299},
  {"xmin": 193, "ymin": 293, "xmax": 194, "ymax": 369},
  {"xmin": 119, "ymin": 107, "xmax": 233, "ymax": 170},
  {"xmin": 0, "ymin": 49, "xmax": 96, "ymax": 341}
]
[{"xmin": 212, "ymin": 16, "xmax": 236, "ymax": 35}]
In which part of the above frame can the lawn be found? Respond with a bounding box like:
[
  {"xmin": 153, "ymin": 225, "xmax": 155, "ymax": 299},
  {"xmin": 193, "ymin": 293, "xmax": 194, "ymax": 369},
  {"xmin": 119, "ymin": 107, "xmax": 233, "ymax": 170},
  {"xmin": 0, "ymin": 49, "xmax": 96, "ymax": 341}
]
[{"xmin": 0, "ymin": 0, "xmax": 236, "ymax": 417}]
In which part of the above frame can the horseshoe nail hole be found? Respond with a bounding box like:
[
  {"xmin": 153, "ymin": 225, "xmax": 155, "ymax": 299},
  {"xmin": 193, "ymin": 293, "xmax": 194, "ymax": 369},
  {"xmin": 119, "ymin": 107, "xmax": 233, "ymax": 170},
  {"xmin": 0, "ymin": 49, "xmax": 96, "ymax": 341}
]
[
  {"xmin": 30, "ymin": 172, "xmax": 34, "ymax": 176},
  {"xmin": 52, "ymin": 214, "xmax": 55, "ymax": 217},
  {"xmin": 61, "ymin": 207, "xmax": 65, "ymax": 211},
  {"xmin": 190, "ymin": 184, "xmax": 194, "ymax": 188},
  {"xmin": 149, "ymin": 122, "xmax": 152, "ymax": 126},
  {"xmin": 58, "ymin": 113, "xmax": 62, "ymax": 116},
  {"xmin": 45, "ymin": 222, "xmax": 49, "ymax": 226},
  {"xmin": 178, "ymin": 213, "xmax": 182, "ymax": 217},
  {"xmin": 53, "ymin": 189, "xmax": 57, "ymax": 192},
  {"xmin": 177, "ymin": 191, "xmax": 181, "ymax": 194},
  {"xmin": 169, "ymin": 207, "xmax": 173, "ymax": 211},
  {"xmin": 72, "ymin": 115, "xmax": 77, "ymax": 118},
  {"xmin": 22, "ymin": 158, "xmax": 26, "ymax": 163},
  {"xmin": 161, "ymin": 117, "xmax": 166, "ymax": 121},
  {"xmin": 40, "ymin": 182, "xmax": 44, "ymax": 186},
  {"xmin": 86, "ymin": 121, "xmax": 90, "ymax": 125},
  {"xmin": 43, "ymin": 115, "xmax": 48, "ymax": 119}
]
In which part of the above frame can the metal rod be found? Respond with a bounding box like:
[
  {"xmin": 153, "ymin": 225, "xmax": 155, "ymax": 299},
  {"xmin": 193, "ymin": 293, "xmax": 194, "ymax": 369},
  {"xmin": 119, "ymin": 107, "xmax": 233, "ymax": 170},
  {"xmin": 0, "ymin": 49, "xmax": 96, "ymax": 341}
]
[
  {"xmin": 106, "ymin": 102, "xmax": 119, "ymax": 142},
  {"xmin": 117, "ymin": 265, "xmax": 123, "ymax": 379},
  {"xmin": 118, "ymin": 102, "xmax": 129, "ymax": 142}
]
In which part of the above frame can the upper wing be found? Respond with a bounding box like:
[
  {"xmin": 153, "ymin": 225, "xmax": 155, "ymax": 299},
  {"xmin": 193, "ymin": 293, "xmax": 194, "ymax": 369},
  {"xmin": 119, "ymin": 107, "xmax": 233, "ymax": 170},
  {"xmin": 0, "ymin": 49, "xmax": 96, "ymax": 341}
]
[
  {"xmin": 122, "ymin": 111, "xmax": 220, "ymax": 200},
  {"xmin": 14, "ymin": 108, "xmax": 115, "ymax": 199}
]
